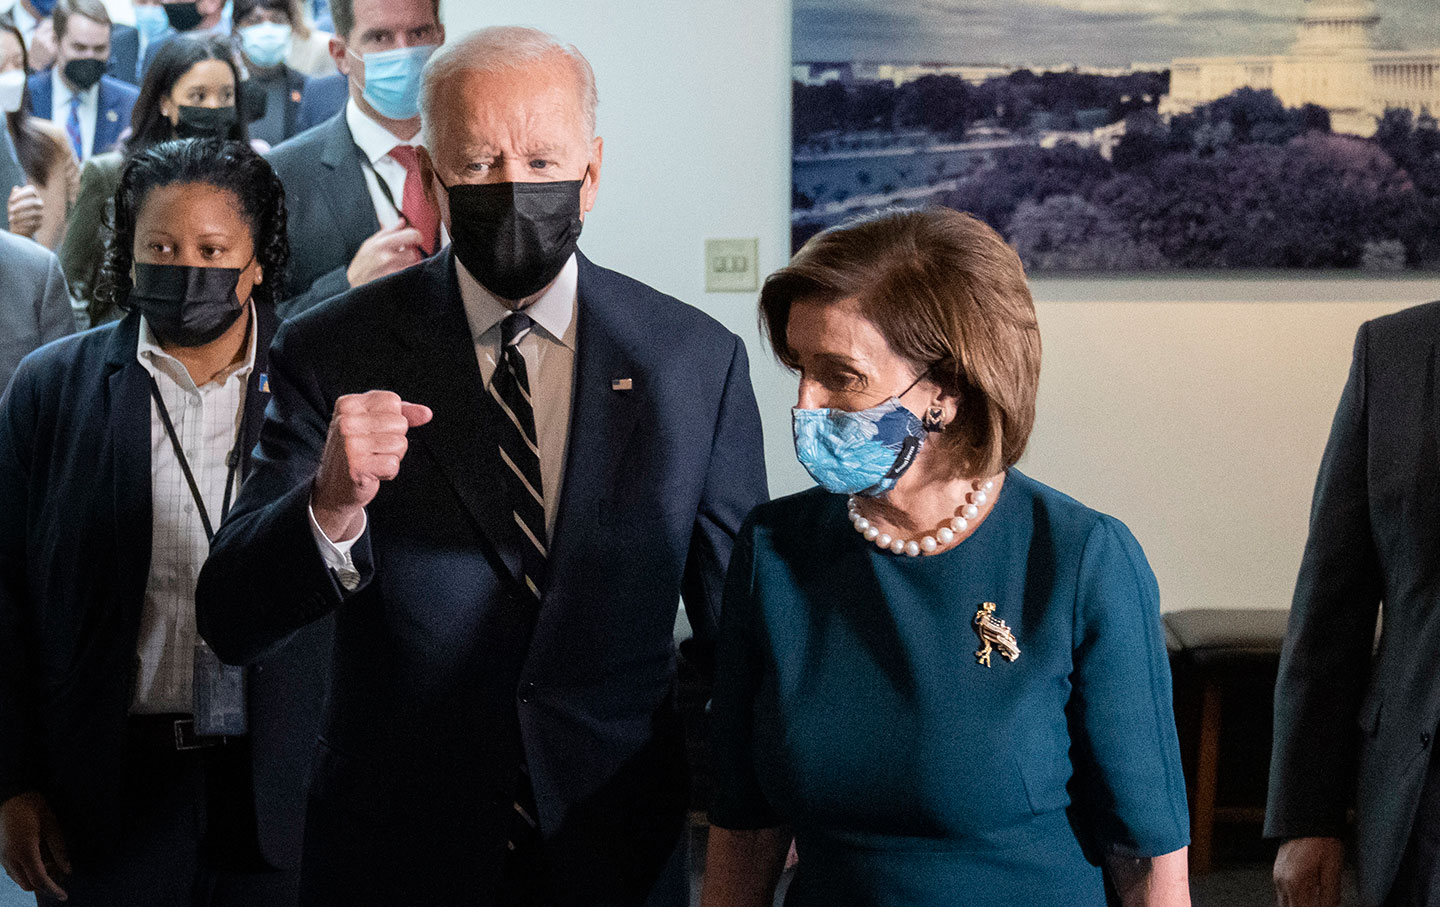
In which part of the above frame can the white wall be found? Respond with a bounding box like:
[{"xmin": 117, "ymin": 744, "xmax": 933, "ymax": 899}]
[{"xmin": 438, "ymin": 1, "xmax": 1440, "ymax": 613}]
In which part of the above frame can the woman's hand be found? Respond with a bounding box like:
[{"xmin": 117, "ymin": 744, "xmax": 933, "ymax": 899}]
[
  {"xmin": 700, "ymin": 825, "xmax": 792, "ymax": 907},
  {"xmin": 7, "ymin": 186, "xmax": 45, "ymax": 239},
  {"xmin": 1107, "ymin": 846, "xmax": 1191, "ymax": 907}
]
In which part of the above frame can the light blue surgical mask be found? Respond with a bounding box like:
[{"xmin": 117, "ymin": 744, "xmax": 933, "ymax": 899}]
[
  {"xmin": 353, "ymin": 43, "xmax": 436, "ymax": 120},
  {"xmin": 240, "ymin": 22, "xmax": 292, "ymax": 68},
  {"xmin": 135, "ymin": 4, "xmax": 171, "ymax": 44},
  {"xmin": 792, "ymin": 381, "xmax": 931, "ymax": 497}
]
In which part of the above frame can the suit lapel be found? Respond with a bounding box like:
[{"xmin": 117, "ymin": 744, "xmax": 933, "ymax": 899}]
[
  {"xmin": 239, "ymin": 305, "xmax": 279, "ymax": 479},
  {"xmin": 546, "ymin": 255, "xmax": 644, "ymax": 582},
  {"xmin": 104, "ymin": 316, "xmax": 153, "ymax": 615},
  {"xmin": 395, "ymin": 253, "xmax": 524, "ymax": 582},
  {"xmin": 320, "ymin": 115, "xmax": 381, "ymax": 255}
]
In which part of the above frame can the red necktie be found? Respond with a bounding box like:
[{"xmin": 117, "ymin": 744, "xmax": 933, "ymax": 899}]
[{"xmin": 388, "ymin": 144, "xmax": 440, "ymax": 256}]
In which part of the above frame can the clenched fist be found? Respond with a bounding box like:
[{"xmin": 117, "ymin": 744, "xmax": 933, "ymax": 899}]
[
  {"xmin": 0, "ymin": 792, "xmax": 70, "ymax": 901},
  {"xmin": 312, "ymin": 391, "xmax": 432, "ymax": 541},
  {"xmin": 1274, "ymin": 836, "xmax": 1344, "ymax": 907}
]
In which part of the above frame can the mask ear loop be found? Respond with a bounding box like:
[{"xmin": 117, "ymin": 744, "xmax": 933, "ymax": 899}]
[{"xmin": 898, "ymin": 362, "xmax": 949, "ymax": 433}]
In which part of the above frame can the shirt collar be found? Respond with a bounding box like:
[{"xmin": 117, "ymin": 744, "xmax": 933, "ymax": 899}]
[
  {"xmin": 52, "ymin": 69, "xmax": 98, "ymax": 107},
  {"xmin": 13, "ymin": 3, "xmax": 36, "ymax": 35},
  {"xmin": 345, "ymin": 96, "xmax": 419, "ymax": 164},
  {"xmin": 136, "ymin": 302, "xmax": 259, "ymax": 389},
  {"xmin": 455, "ymin": 253, "xmax": 578, "ymax": 351}
]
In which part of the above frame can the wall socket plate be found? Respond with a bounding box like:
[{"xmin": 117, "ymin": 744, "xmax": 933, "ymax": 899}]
[{"xmin": 705, "ymin": 238, "xmax": 759, "ymax": 292}]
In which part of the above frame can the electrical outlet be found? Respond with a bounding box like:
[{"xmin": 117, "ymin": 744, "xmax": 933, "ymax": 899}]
[{"xmin": 705, "ymin": 238, "xmax": 759, "ymax": 292}]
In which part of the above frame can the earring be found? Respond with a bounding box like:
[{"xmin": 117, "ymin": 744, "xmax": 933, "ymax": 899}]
[{"xmin": 922, "ymin": 406, "xmax": 945, "ymax": 433}]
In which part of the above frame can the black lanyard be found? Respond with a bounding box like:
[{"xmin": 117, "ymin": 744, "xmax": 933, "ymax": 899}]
[
  {"xmin": 354, "ymin": 141, "xmax": 403, "ymax": 219},
  {"xmin": 147, "ymin": 375, "xmax": 246, "ymax": 545}
]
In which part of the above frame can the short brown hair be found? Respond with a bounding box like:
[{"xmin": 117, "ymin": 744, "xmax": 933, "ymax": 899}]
[
  {"xmin": 52, "ymin": 0, "xmax": 111, "ymax": 41},
  {"xmin": 329, "ymin": 0, "xmax": 440, "ymax": 42},
  {"xmin": 760, "ymin": 207, "xmax": 1041, "ymax": 477}
]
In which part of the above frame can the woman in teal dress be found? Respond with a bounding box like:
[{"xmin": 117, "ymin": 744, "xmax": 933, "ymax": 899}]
[{"xmin": 702, "ymin": 208, "xmax": 1190, "ymax": 907}]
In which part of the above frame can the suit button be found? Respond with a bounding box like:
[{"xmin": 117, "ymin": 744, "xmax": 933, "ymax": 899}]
[
  {"xmin": 518, "ymin": 682, "xmax": 536, "ymax": 704},
  {"xmin": 1423, "ymin": 732, "xmax": 1433, "ymax": 749}
]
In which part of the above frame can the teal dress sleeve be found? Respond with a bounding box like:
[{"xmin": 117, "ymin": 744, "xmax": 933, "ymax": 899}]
[
  {"xmin": 1068, "ymin": 516, "xmax": 1190, "ymax": 856},
  {"xmin": 708, "ymin": 517, "xmax": 783, "ymax": 831}
]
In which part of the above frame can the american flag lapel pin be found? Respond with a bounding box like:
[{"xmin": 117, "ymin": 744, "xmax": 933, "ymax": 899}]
[{"xmin": 610, "ymin": 377, "xmax": 633, "ymax": 392}]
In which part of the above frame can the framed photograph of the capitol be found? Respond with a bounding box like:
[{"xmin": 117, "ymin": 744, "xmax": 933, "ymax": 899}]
[{"xmin": 792, "ymin": 0, "xmax": 1440, "ymax": 271}]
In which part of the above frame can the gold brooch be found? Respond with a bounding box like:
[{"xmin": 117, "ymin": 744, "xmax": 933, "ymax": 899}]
[{"xmin": 973, "ymin": 602, "xmax": 1020, "ymax": 667}]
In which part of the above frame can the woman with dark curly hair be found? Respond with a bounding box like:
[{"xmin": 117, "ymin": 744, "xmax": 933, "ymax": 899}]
[
  {"xmin": 59, "ymin": 32, "xmax": 246, "ymax": 328},
  {"xmin": 0, "ymin": 138, "xmax": 330, "ymax": 907}
]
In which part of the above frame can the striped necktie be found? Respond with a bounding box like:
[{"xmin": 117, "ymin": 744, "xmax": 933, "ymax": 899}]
[
  {"xmin": 65, "ymin": 95, "xmax": 83, "ymax": 160},
  {"xmin": 491, "ymin": 311, "xmax": 546, "ymax": 853},
  {"xmin": 490, "ymin": 311, "xmax": 547, "ymax": 603}
]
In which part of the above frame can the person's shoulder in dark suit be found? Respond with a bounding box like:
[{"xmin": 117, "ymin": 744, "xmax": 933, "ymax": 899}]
[
  {"xmin": 294, "ymin": 72, "xmax": 347, "ymax": 134},
  {"xmin": 106, "ymin": 24, "xmax": 141, "ymax": 85},
  {"xmin": 1364, "ymin": 299, "xmax": 1440, "ymax": 354},
  {"xmin": 25, "ymin": 70, "xmax": 52, "ymax": 119}
]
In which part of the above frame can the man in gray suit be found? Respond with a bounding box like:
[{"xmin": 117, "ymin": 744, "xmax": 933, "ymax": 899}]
[
  {"xmin": 0, "ymin": 232, "xmax": 74, "ymax": 393},
  {"xmin": 1269, "ymin": 299, "xmax": 1440, "ymax": 907}
]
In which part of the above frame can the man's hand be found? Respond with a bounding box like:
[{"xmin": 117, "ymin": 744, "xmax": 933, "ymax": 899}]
[
  {"xmin": 345, "ymin": 220, "xmax": 425, "ymax": 288},
  {"xmin": 1274, "ymin": 836, "xmax": 1345, "ymax": 907},
  {"xmin": 0, "ymin": 792, "xmax": 71, "ymax": 901},
  {"xmin": 312, "ymin": 391, "xmax": 432, "ymax": 541},
  {"xmin": 7, "ymin": 186, "xmax": 45, "ymax": 239},
  {"xmin": 29, "ymin": 20, "xmax": 56, "ymax": 72}
]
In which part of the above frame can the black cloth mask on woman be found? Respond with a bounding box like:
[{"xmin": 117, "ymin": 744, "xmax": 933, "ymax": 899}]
[
  {"xmin": 443, "ymin": 178, "xmax": 584, "ymax": 302},
  {"xmin": 63, "ymin": 59, "xmax": 106, "ymax": 92},
  {"xmin": 162, "ymin": 1, "xmax": 203, "ymax": 31},
  {"xmin": 129, "ymin": 262, "xmax": 248, "ymax": 348},
  {"xmin": 175, "ymin": 105, "xmax": 237, "ymax": 139}
]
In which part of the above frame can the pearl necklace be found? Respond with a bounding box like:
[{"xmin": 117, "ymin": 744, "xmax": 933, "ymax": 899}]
[{"xmin": 847, "ymin": 479, "xmax": 996, "ymax": 557}]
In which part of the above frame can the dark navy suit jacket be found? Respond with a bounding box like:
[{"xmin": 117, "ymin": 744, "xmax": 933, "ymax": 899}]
[
  {"xmin": 0, "ymin": 306, "xmax": 331, "ymax": 871},
  {"xmin": 1268, "ymin": 301, "xmax": 1440, "ymax": 906},
  {"xmin": 265, "ymin": 112, "xmax": 377, "ymax": 320},
  {"xmin": 26, "ymin": 71, "xmax": 139, "ymax": 157},
  {"xmin": 106, "ymin": 25, "xmax": 141, "ymax": 85},
  {"xmin": 294, "ymin": 73, "xmax": 347, "ymax": 134},
  {"xmin": 196, "ymin": 251, "xmax": 769, "ymax": 905}
]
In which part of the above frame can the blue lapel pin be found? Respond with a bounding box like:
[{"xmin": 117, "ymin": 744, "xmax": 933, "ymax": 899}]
[{"xmin": 258, "ymin": 373, "xmax": 270, "ymax": 394}]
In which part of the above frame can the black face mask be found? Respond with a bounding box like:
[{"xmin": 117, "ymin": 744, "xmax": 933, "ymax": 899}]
[
  {"xmin": 63, "ymin": 58, "xmax": 106, "ymax": 92},
  {"xmin": 130, "ymin": 262, "xmax": 247, "ymax": 348},
  {"xmin": 162, "ymin": 1, "xmax": 203, "ymax": 32},
  {"xmin": 175, "ymin": 104, "xmax": 237, "ymax": 139},
  {"xmin": 444, "ymin": 179, "xmax": 584, "ymax": 301}
]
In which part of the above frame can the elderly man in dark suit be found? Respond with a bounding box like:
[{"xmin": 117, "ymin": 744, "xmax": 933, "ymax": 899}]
[
  {"xmin": 0, "ymin": 232, "xmax": 72, "ymax": 393},
  {"xmin": 197, "ymin": 25, "xmax": 769, "ymax": 907},
  {"xmin": 265, "ymin": 0, "xmax": 445, "ymax": 320},
  {"xmin": 1268, "ymin": 299, "xmax": 1440, "ymax": 907}
]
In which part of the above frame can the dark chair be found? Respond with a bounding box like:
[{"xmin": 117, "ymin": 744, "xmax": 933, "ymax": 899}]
[{"xmin": 1164, "ymin": 608, "xmax": 1290, "ymax": 874}]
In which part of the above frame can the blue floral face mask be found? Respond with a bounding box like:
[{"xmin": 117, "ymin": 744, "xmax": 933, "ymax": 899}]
[
  {"xmin": 353, "ymin": 43, "xmax": 436, "ymax": 120},
  {"xmin": 792, "ymin": 374, "xmax": 931, "ymax": 497}
]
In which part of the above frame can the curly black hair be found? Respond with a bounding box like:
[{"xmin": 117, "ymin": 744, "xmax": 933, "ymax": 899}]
[{"xmin": 95, "ymin": 138, "xmax": 289, "ymax": 316}]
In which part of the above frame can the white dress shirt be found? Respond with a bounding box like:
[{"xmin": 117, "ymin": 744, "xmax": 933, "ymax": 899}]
[
  {"xmin": 311, "ymin": 255, "xmax": 579, "ymax": 580},
  {"xmin": 132, "ymin": 308, "xmax": 255, "ymax": 714},
  {"xmin": 346, "ymin": 97, "xmax": 416, "ymax": 231},
  {"xmin": 12, "ymin": 2, "xmax": 38, "ymax": 48},
  {"xmin": 50, "ymin": 69, "xmax": 99, "ymax": 160}
]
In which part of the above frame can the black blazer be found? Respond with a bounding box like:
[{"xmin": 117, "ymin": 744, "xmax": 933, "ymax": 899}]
[
  {"xmin": 266, "ymin": 112, "xmax": 378, "ymax": 321},
  {"xmin": 1267, "ymin": 300, "xmax": 1440, "ymax": 906},
  {"xmin": 197, "ymin": 251, "xmax": 769, "ymax": 906},
  {"xmin": 0, "ymin": 306, "xmax": 331, "ymax": 871}
]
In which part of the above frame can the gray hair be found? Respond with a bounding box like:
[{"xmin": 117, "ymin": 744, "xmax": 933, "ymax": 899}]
[{"xmin": 420, "ymin": 26, "xmax": 598, "ymax": 148}]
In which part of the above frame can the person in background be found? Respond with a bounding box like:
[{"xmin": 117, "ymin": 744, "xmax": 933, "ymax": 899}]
[
  {"xmin": 289, "ymin": 67, "xmax": 339, "ymax": 131},
  {"xmin": 0, "ymin": 230, "xmax": 72, "ymax": 392},
  {"xmin": 196, "ymin": 26, "xmax": 768, "ymax": 905},
  {"xmin": 702, "ymin": 208, "xmax": 1190, "ymax": 907},
  {"xmin": 8, "ymin": 0, "xmax": 54, "ymax": 69},
  {"xmin": 280, "ymin": 0, "xmax": 332, "ymax": 77},
  {"xmin": 1268, "ymin": 296, "xmax": 1440, "ymax": 907},
  {"xmin": 131, "ymin": 0, "xmax": 169, "ymax": 75},
  {"xmin": 1, "ymin": 17, "xmax": 79, "ymax": 249},
  {"xmin": 232, "ymin": 0, "xmax": 306, "ymax": 148},
  {"xmin": 60, "ymin": 32, "xmax": 243, "ymax": 326},
  {"xmin": 264, "ymin": 0, "xmax": 442, "ymax": 319},
  {"xmin": 0, "ymin": 137, "xmax": 327, "ymax": 907},
  {"xmin": 26, "ymin": 0, "xmax": 138, "ymax": 160},
  {"xmin": 137, "ymin": 0, "xmax": 223, "ymax": 72},
  {"xmin": 0, "ymin": 107, "xmax": 25, "ymax": 227}
]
